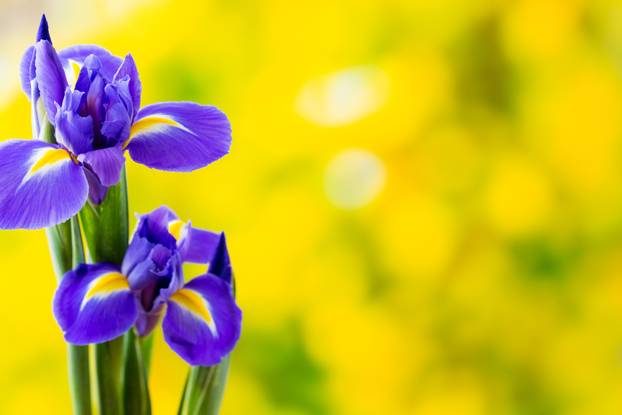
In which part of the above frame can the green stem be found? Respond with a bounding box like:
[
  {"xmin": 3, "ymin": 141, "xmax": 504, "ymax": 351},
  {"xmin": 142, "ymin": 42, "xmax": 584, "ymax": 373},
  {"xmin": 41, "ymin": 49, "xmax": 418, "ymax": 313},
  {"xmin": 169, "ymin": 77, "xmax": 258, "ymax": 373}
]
[
  {"xmin": 94, "ymin": 337, "xmax": 124, "ymax": 414},
  {"xmin": 67, "ymin": 345, "xmax": 91, "ymax": 415},
  {"xmin": 122, "ymin": 330, "xmax": 151, "ymax": 415},
  {"xmin": 140, "ymin": 334, "xmax": 155, "ymax": 377},
  {"xmin": 67, "ymin": 217, "xmax": 92, "ymax": 415},
  {"xmin": 80, "ymin": 169, "xmax": 130, "ymax": 415}
]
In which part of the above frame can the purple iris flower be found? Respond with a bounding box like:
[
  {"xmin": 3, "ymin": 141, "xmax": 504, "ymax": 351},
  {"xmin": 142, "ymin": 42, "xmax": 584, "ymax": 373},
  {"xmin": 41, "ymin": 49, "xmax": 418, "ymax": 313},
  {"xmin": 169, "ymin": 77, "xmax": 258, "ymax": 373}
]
[
  {"xmin": 0, "ymin": 16, "xmax": 231, "ymax": 229},
  {"xmin": 53, "ymin": 206, "xmax": 241, "ymax": 366}
]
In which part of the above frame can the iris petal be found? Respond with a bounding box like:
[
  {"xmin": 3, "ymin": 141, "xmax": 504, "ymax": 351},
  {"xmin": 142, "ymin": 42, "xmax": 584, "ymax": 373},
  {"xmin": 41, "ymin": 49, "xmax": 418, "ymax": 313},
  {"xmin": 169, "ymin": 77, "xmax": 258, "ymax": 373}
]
[
  {"xmin": 19, "ymin": 46, "xmax": 35, "ymax": 97},
  {"xmin": 113, "ymin": 54, "xmax": 141, "ymax": 120},
  {"xmin": 54, "ymin": 88, "xmax": 94, "ymax": 155},
  {"xmin": 162, "ymin": 274, "xmax": 241, "ymax": 366},
  {"xmin": 126, "ymin": 102, "xmax": 231, "ymax": 172},
  {"xmin": 58, "ymin": 44, "xmax": 122, "ymax": 82},
  {"xmin": 78, "ymin": 145, "xmax": 125, "ymax": 187},
  {"xmin": 53, "ymin": 263, "xmax": 137, "ymax": 345},
  {"xmin": 178, "ymin": 227, "xmax": 220, "ymax": 265},
  {"xmin": 0, "ymin": 140, "xmax": 88, "ymax": 229},
  {"xmin": 207, "ymin": 233, "xmax": 233, "ymax": 284},
  {"xmin": 34, "ymin": 40, "xmax": 68, "ymax": 123}
]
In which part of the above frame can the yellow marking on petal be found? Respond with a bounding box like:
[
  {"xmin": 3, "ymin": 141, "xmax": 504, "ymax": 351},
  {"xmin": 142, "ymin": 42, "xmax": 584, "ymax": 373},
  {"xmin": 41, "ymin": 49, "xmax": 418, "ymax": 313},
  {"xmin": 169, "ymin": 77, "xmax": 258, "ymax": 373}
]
[
  {"xmin": 65, "ymin": 59, "xmax": 83, "ymax": 86},
  {"xmin": 27, "ymin": 148, "xmax": 72, "ymax": 177},
  {"xmin": 83, "ymin": 272, "xmax": 129, "ymax": 302},
  {"xmin": 123, "ymin": 115, "xmax": 185, "ymax": 149},
  {"xmin": 71, "ymin": 60, "xmax": 82, "ymax": 80},
  {"xmin": 169, "ymin": 289, "xmax": 215, "ymax": 328},
  {"xmin": 168, "ymin": 219, "xmax": 186, "ymax": 241}
]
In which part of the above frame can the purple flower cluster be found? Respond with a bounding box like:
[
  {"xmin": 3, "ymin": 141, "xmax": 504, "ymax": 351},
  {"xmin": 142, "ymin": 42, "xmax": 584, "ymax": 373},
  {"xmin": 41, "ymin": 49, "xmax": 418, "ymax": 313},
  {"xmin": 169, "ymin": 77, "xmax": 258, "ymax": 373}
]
[
  {"xmin": 1, "ymin": 16, "xmax": 241, "ymax": 367},
  {"xmin": 0, "ymin": 16, "xmax": 231, "ymax": 229},
  {"xmin": 54, "ymin": 207, "xmax": 241, "ymax": 366}
]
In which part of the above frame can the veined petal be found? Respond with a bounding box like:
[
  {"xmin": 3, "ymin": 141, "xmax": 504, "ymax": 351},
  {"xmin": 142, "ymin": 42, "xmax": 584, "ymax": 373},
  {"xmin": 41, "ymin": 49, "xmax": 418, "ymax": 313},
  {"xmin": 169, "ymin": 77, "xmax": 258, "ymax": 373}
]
[
  {"xmin": 178, "ymin": 227, "xmax": 220, "ymax": 265},
  {"xmin": 19, "ymin": 46, "xmax": 35, "ymax": 97},
  {"xmin": 127, "ymin": 102, "xmax": 231, "ymax": 172},
  {"xmin": 0, "ymin": 140, "xmax": 88, "ymax": 229},
  {"xmin": 53, "ymin": 263, "xmax": 137, "ymax": 345},
  {"xmin": 113, "ymin": 54, "xmax": 141, "ymax": 119},
  {"xmin": 162, "ymin": 274, "xmax": 241, "ymax": 366},
  {"xmin": 78, "ymin": 145, "xmax": 125, "ymax": 187},
  {"xmin": 55, "ymin": 88, "xmax": 94, "ymax": 155},
  {"xmin": 34, "ymin": 40, "xmax": 68, "ymax": 123},
  {"xmin": 58, "ymin": 45, "xmax": 122, "ymax": 82},
  {"xmin": 133, "ymin": 206, "xmax": 179, "ymax": 249}
]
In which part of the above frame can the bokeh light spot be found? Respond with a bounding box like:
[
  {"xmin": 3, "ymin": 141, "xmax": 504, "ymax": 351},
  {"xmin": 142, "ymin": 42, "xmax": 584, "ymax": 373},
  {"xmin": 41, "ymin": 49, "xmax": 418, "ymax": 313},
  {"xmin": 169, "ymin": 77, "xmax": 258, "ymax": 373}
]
[
  {"xmin": 296, "ymin": 66, "xmax": 389, "ymax": 126},
  {"xmin": 324, "ymin": 149, "xmax": 386, "ymax": 209}
]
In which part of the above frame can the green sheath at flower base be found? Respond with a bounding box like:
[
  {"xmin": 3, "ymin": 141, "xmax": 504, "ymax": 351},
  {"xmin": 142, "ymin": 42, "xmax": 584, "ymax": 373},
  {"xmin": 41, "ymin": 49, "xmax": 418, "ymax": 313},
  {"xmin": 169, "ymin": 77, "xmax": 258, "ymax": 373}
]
[
  {"xmin": 178, "ymin": 357, "xmax": 231, "ymax": 415},
  {"xmin": 79, "ymin": 167, "xmax": 130, "ymax": 265},
  {"xmin": 45, "ymin": 221, "xmax": 72, "ymax": 279}
]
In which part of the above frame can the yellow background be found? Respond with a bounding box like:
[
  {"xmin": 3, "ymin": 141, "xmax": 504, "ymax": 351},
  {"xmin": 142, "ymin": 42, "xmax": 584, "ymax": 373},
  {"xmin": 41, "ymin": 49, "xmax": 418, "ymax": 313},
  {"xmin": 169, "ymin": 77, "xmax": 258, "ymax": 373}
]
[{"xmin": 1, "ymin": 0, "xmax": 622, "ymax": 414}]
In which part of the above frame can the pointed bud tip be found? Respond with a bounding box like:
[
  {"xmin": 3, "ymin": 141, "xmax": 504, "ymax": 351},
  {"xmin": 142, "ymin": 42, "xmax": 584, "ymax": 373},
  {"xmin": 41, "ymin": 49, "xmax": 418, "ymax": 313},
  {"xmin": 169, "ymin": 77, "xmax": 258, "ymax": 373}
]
[{"xmin": 36, "ymin": 14, "xmax": 51, "ymax": 43}]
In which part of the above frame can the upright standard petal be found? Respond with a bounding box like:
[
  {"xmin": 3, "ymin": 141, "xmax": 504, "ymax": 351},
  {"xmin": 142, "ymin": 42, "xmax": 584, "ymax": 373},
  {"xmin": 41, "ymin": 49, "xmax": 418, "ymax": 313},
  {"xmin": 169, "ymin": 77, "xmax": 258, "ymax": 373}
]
[
  {"xmin": 0, "ymin": 140, "xmax": 88, "ymax": 229},
  {"xmin": 58, "ymin": 45, "xmax": 122, "ymax": 81},
  {"xmin": 101, "ymin": 83, "xmax": 132, "ymax": 145},
  {"xmin": 126, "ymin": 102, "xmax": 232, "ymax": 172},
  {"xmin": 35, "ymin": 40, "xmax": 67, "ymax": 123},
  {"xmin": 53, "ymin": 263, "xmax": 138, "ymax": 344},
  {"xmin": 178, "ymin": 227, "xmax": 220, "ymax": 265},
  {"xmin": 113, "ymin": 54, "xmax": 141, "ymax": 119},
  {"xmin": 162, "ymin": 274, "xmax": 241, "ymax": 366},
  {"xmin": 19, "ymin": 46, "xmax": 35, "ymax": 97},
  {"xmin": 34, "ymin": 40, "xmax": 68, "ymax": 123},
  {"xmin": 133, "ymin": 206, "xmax": 179, "ymax": 249},
  {"xmin": 78, "ymin": 145, "xmax": 125, "ymax": 187},
  {"xmin": 54, "ymin": 88, "xmax": 94, "ymax": 155}
]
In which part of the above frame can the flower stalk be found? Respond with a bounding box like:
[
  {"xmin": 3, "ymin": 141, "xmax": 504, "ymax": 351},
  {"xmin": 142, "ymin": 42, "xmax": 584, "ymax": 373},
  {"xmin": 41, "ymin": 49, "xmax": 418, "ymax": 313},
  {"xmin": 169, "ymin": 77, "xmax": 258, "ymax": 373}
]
[
  {"xmin": 122, "ymin": 329, "xmax": 152, "ymax": 415},
  {"xmin": 67, "ymin": 216, "xmax": 92, "ymax": 415}
]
